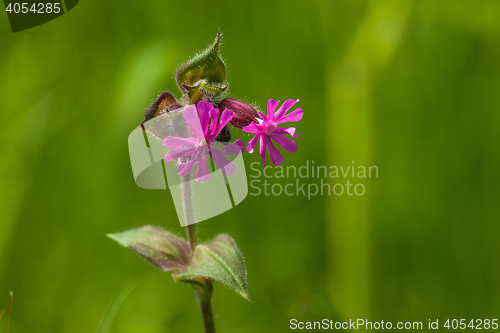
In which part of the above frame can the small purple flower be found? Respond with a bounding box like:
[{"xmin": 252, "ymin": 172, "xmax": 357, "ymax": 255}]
[
  {"xmin": 242, "ymin": 99, "xmax": 303, "ymax": 167},
  {"xmin": 163, "ymin": 101, "xmax": 244, "ymax": 183}
]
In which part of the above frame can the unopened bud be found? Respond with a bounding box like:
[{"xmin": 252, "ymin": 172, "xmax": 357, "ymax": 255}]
[{"xmin": 218, "ymin": 98, "xmax": 261, "ymax": 128}]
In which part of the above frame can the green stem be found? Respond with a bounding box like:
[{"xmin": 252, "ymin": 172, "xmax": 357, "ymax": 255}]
[
  {"xmin": 195, "ymin": 280, "xmax": 216, "ymax": 333},
  {"xmin": 187, "ymin": 224, "xmax": 197, "ymax": 252},
  {"xmin": 181, "ymin": 175, "xmax": 197, "ymax": 251},
  {"xmin": 181, "ymin": 175, "xmax": 216, "ymax": 333}
]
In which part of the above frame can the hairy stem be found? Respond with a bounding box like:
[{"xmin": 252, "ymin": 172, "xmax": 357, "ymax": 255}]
[
  {"xmin": 187, "ymin": 224, "xmax": 197, "ymax": 252},
  {"xmin": 195, "ymin": 280, "xmax": 216, "ymax": 333},
  {"xmin": 181, "ymin": 175, "xmax": 197, "ymax": 251},
  {"xmin": 181, "ymin": 175, "xmax": 216, "ymax": 333}
]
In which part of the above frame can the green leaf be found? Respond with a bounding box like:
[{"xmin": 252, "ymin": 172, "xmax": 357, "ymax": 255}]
[
  {"xmin": 176, "ymin": 31, "xmax": 227, "ymax": 95},
  {"xmin": 173, "ymin": 234, "xmax": 251, "ymax": 302},
  {"xmin": 107, "ymin": 225, "xmax": 191, "ymax": 272}
]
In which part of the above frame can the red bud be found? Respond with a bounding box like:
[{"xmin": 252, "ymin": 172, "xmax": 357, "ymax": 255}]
[{"xmin": 218, "ymin": 98, "xmax": 261, "ymax": 128}]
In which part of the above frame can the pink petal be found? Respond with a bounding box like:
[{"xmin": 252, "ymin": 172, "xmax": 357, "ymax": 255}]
[
  {"xmin": 257, "ymin": 111, "xmax": 267, "ymax": 121},
  {"xmin": 197, "ymin": 101, "xmax": 212, "ymax": 135},
  {"xmin": 177, "ymin": 157, "xmax": 198, "ymax": 176},
  {"xmin": 198, "ymin": 144, "xmax": 210, "ymax": 157},
  {"xmin": 195, "ymin": 155, "xmax": 210, "ymax": 183},
  {"xmin": 163, "ymin": 136, "xmax": 198, "ymax": 148},
  {"xmin": 214, "ymin": 110, "xmax": 233, "ymax": 138},
  {"xmin": 183, "ymin": 106, "xmax": 205, "ymax": 140},
  {"xmin": 265, "ymin": 137, "xmax": 284, "ymax": 167},
  {"xmin": 211, "ymin": 148, "xmax": 237, "ymax": 175},
  {"xmin": 164, "ymin": 147, "xmax": 197, "ymax": 162},
  {"xmin": 267, "ymin": 99, "xmax": 280, "ymax": 118},
  {"xmin": 246, "ymin": 131, "xmax": 262, "ymax": 154},
  {"xmin": 275, "ymin": 127, "xmax": 299, "ymax": 139},
  {"xmin": 235, "ymin": 139, "xmax": 245, "ymax": 154},
  {"xmin": 276, "ymin": 108, "xmax": 303, "ymax": 124},
  {"xmin": 219, "ymin": 140, "xmax": 243, "ymax": 155},
  {"xmin": 260, "ymin": 135, "xmax": 268, "ymax": 167},
  {"xmin": 208, "ymin": 108, "xmax": 220, "ymax": 139},
  {"xmin": 273, "ymin": 99, "xmax": 298, "ymax": 120},
  {"xmin": 242, "ymin": 122, "xmax": 262, "ymax": 134},
  {"xmin": 271, "ymin": 133, "xmax": 297, "ymax": 153}
]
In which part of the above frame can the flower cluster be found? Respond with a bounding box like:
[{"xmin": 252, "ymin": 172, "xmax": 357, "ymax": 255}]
[{"xmin": 162, "ymin": 99, "xmax": 303, "ymax": 182}]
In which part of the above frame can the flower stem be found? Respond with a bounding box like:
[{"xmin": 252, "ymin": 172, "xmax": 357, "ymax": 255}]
[
  {"xmin": 187, "ymin": 224, "xmax": 197, "ymax": 252},
  {"xmin": 181, "ymin": 175, "xmax": 197, "ymax": 251},
  {"xmin": 195, "ymin": 279, "xmax": 216, "ymax": 333},
  {"xmin": 181, "ymin": 175, "xmax": 216, "ymax": 333}
]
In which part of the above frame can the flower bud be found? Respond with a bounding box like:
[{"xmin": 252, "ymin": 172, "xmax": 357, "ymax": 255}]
[
  {"xmin": 141, "ymin": 91, "xmax": 183, "ymax": 129},
  {"xmin": 176, "ymin": 31, "xmax": 226, "ymax": 92},
  {"xmin": 218, "ymin": 98, "xmax": 261, "ymax": 128}
]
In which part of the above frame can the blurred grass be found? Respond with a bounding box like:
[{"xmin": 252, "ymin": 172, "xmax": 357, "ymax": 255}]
[
  {"xmin": 1, "ymin": 0, "xmax": 500, "ymax": 332},
  {"xmin": 96, "ymin": 284, "xmax": 136, "ymax": 333}
]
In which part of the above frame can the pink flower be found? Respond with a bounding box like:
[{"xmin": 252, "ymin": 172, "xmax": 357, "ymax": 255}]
[
  {"xmin": 242, "ymin": 99, "xmax": 303, "ymax": 167},
  {"xmin": 163, "ymin": 101, "xmax": 244, "ymax": 183}
]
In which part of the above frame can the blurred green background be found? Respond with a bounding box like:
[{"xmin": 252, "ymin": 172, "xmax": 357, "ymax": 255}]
[{"xmin": 1, "ymin": 0, "xmax": 500, "ymax": 332}]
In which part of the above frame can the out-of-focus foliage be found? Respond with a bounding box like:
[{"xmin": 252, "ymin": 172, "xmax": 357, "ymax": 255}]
[{"xmin": 0, "ymin": 0, "xmax": 499, "ymax": 332}]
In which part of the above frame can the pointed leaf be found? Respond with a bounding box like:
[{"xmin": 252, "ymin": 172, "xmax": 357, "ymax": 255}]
[
  {"xmin": 108, "ymin": 225, "xmax": 191, "ymax": 272},
  {"xmin": 176, "ymin": 31, "xmax": 227, "ymax": 92},
  {"xmin": 173, "ymin": 234, "xmax": 251, "ymax": 302}
]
